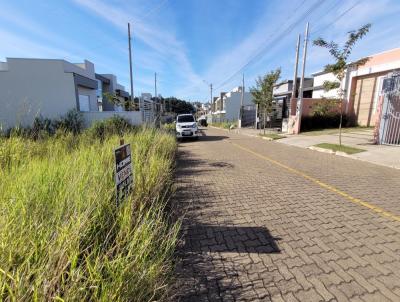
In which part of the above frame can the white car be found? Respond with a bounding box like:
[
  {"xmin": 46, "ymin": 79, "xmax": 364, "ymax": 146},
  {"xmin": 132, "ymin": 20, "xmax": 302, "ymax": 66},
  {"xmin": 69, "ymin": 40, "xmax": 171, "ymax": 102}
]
[{"xmin": 176, "ymin": 114, "xmax": 199, "ymax": 139}]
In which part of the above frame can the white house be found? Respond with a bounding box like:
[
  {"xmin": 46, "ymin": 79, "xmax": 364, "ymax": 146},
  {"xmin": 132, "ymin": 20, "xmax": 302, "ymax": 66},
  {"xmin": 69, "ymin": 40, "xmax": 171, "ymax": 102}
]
[
  {"xmin": 0, "ymin": 58, "xmax": 141, "ymax": 130},
  {"xmin": 212, "ymin": 86, "xmax": 254, "ymax": 122}
]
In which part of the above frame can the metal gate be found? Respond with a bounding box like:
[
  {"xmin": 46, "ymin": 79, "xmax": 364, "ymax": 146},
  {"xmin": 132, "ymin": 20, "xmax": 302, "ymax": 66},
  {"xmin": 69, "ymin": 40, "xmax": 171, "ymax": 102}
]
[
  {"xmin": 241, "ymin": 105, "xmax": 256, "ymax": 127},
  {"xmin": 379, "ymin": 72, "xmax": 400, "ymax": 145}
]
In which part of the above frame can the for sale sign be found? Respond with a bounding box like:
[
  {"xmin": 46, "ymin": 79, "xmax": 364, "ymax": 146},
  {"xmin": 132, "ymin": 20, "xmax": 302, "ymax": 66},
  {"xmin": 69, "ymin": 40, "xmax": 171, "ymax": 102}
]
[{"xmin": 114, "ymin": 143, "xmax": 133, "ymax": 205}]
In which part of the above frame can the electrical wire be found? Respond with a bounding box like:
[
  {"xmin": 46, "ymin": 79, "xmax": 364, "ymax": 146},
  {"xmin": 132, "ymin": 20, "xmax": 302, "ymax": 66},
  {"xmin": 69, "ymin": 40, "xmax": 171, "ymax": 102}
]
[
  {"xmin": 309, "ymin": 0, "xmax": 363, "ymax": 37},
  {"xmin": 214, "ymin": 0, "xmax": 328, "ymax": 90}
]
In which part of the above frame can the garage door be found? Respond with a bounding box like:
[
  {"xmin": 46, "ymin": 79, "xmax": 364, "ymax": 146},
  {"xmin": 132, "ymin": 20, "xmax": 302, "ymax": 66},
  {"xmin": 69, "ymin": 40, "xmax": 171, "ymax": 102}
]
[
  {"xmin": 353, "ymin": 76, "xmax": 378, "ymax": 126},
  {"xmin": 79, "ymin": 94, "xmax": 90, "ymax": 112}
]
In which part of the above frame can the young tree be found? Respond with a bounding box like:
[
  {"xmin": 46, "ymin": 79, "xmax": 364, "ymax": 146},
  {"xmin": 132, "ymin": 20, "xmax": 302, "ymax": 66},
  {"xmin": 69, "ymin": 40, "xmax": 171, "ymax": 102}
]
[
  {"xmin": 250, "ymin": 68, "xmax": 281, "ymax": 134},
  {"xmin": 313, "ymin": 23, "xmax": 371, "ymax": 145},
  {"xmin": 103, "ymin": 92, "xmax": 138, "ymax": 111}
]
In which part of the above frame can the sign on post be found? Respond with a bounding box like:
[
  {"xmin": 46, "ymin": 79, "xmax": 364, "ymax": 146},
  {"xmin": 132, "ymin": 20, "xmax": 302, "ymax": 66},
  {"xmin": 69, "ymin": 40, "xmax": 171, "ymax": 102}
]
[{"xmin": 114, "ymin": 143, "xmax": 133, "ymax": 205}]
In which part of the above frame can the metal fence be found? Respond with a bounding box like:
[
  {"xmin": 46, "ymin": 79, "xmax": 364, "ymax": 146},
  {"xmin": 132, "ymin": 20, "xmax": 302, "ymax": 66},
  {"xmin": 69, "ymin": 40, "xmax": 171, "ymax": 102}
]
[{"xmin": 379, "ymin": 73, "xmax": 400, "ymax": 145}]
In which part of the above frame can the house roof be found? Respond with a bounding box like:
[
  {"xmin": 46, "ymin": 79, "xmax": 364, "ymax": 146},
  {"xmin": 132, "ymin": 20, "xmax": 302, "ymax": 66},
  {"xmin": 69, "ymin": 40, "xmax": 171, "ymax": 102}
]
[{"xmin": 95, "ymin": 73, "xmax": 111, "ymax": 84}]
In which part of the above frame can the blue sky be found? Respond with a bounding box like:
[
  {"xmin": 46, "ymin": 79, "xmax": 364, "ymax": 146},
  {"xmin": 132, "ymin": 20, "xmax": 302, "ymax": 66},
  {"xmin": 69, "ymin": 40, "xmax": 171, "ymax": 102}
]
[{"xmin": 1, "ymin": 0, "xmax": 400, "ymax": 102}]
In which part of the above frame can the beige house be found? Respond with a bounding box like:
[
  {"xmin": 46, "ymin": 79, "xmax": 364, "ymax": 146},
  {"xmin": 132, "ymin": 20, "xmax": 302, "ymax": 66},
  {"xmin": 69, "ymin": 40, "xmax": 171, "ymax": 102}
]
[{"xmin": 312, "ymin": 48, "xmax": 400, "ymax": 127}]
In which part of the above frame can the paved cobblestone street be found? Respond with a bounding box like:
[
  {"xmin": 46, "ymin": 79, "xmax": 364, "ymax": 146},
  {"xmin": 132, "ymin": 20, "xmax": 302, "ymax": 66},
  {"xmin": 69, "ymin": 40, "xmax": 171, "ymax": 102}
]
[{"xmin": 173, "ymin": 128, "xmax": 400, "ymax": 302}]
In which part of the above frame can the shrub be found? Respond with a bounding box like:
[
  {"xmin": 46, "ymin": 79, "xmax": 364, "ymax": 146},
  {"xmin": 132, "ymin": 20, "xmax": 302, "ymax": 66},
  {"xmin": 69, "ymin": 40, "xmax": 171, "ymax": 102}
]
[
  {"xmin": 56, "ymin": 109, "xmax": 84, "ymax": 134},
  {"xmin": 163, "ymin": 122, "xmax": 176, "ymax": 133},
  {"xmin": 301, "ymin": 113, "xmax": 355, "ymax": 131},
  {"xmin": 87, "ymin": 116, "xmax": 134, "ymax": 140},
  {"xmin": 4, "ymin": 110, "xmax": 84, "ymax": 139}
]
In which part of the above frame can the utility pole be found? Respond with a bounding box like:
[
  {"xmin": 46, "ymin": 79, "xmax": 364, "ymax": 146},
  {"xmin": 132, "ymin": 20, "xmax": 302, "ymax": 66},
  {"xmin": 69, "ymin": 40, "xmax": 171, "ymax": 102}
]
[
  {"xmin": 210, "ymin": 83, "xmax": 213, "ymax": 112},
  {"xmin": 291, "ymin": 34, "xmax": 301, "ymax": 116},
  {"xmin": 128, "ymin": 23, "xmax": 134, "ymax": 102},
  {"xmin": 297, "ymin": 22, "xmax": 309, "ymax": 134},
  {"xmin": 239, "ymin": 74, "xmax": 244, "ymax": 128},
  {"xmin": 154, "ymin": 72, "xmax": 159, "ymax": 126}
]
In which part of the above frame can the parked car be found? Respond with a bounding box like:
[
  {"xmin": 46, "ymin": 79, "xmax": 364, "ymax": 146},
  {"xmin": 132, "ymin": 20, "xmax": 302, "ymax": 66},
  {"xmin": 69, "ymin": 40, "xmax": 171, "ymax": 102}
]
[
  {"xmin": 176, "ymin": 114, "xmax": 199, "ymax": 139},
  {"xmin": 198, "ymin": 118, "xmax": 208, "ymax": 127}
]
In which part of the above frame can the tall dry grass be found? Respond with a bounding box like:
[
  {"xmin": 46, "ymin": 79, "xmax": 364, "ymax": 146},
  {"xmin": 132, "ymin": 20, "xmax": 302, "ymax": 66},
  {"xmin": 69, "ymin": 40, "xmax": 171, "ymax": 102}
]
[{"xmin": 0, "ymin": 128, "xmax": 179, "ymax": 301}]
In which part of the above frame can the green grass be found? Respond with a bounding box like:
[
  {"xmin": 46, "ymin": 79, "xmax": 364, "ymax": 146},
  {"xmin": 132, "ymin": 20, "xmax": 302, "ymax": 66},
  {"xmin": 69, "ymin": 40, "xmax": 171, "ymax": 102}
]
[
  {"xmin": 0, "ymin": 127, "xmax": 179, "ymax": 301},
  {"xmin": 302, "ymin": 126, "xmax": 373, "ymax": 136},
  {"xmin": 259, "ymin": 133, "xmax": 286, "ymax": 140},
  {"xmin": 314, "ymin": 143, "xmax": 366, "ymax": 154}
]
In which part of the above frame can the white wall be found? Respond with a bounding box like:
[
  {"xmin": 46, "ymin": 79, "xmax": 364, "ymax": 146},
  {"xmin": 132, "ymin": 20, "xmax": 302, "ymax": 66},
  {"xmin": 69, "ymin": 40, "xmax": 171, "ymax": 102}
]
[
  {"xmin": 224, "ymin": 92, "xmax": 254, "ymax": 122},
  {"xmin": 81, "ymin": 111, "xmax": 142, "ymax": 128},
  {"xmin": 0, "ymin": 59, "xmax": 77, "ymax": 130},
  {"xmin": 312, "ymin": 72, "xmax": 343, "ymax": 98}
]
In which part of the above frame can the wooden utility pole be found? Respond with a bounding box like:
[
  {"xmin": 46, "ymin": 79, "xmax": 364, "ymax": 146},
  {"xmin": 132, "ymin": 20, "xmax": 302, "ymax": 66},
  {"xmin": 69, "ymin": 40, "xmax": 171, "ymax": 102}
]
[
  {"xmin": 291, "ymin": 34, "xmax": 301, "ymax": 116},
  {"xmin": 128, "ymin": 23, "xmax": 134, "ymax": 102},
  {"xmin": 297, "ymin": 22, "xmax": 309, "ymax": 133}
]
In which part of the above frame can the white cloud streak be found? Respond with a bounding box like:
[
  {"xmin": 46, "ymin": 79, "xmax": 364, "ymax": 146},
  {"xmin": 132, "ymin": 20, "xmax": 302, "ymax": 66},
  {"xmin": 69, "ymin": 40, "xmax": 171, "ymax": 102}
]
[{"xmin": 72, "ymin": 0, "xmax": 203, "ymax": 90}]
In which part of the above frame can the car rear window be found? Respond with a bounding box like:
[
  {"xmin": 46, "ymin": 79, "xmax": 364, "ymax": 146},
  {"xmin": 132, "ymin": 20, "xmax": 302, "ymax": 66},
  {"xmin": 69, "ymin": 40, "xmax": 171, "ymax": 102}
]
[{"xmin": 178, "ymin": 115, "xmax": 194, "ymax": 123}]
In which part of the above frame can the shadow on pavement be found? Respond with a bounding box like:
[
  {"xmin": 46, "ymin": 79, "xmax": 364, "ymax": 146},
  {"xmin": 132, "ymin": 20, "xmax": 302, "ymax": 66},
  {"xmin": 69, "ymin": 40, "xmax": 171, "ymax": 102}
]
[
  {"xmin": 169, "ymin": 147, "xmax": 281, "ymax": 301},
  {"xmin": 178, "ymin": 135, "xmax": 229, "ymax": 143},
  {"xmin": 183, "ymin": 224, "xmax": 281, "ymax": 254}
]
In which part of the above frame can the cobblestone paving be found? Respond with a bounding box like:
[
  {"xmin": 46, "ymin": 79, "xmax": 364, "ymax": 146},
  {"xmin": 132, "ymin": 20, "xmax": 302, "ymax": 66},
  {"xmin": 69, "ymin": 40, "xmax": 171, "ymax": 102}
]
[{"xmin": 173, "ymin": 128, "xmax": 400, "ymax": 302}]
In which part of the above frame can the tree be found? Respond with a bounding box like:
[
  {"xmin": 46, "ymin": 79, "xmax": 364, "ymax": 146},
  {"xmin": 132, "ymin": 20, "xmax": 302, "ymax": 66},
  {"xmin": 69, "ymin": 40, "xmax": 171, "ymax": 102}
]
[
  {"xmin": 313, "ymin": 23, "xmax": 371, "ymax": 145},
  {"xmin": 250, "ymin": 68, "xmax": 281, "ymax": 134},
  {"xmin": 163, "ymin": 97, "xmax": 195, "ymax": 114},
  {"xmin": 103, "ymin": 92, "xmax": 137, "ymax": 111}
]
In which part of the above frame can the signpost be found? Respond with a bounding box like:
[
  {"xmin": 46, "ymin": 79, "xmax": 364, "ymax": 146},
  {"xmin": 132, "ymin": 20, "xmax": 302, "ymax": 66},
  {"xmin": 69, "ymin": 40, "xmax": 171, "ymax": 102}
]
[{"xmin": 114, "ymin": 142, "xmax": 133, "ymax": 206}]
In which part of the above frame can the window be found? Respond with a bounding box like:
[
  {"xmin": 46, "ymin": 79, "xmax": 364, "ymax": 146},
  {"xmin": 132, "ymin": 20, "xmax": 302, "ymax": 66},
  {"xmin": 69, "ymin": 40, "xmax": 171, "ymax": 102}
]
[
  {"xmin": 177, "ymin": 115, "xmax": 195, "ymax": 123},
  {"xmin": 79, "ymin": 94, "xmax": 90, "ymax": 112}
]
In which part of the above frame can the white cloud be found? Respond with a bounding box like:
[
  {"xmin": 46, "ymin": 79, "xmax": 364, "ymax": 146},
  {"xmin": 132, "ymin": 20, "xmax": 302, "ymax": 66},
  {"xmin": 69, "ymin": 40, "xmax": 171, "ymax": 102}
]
[
  {"xmin": 0, "ymin": 28, "xmax": 74, "ymax": 60},
  {"xmin": 72, "ymin": 0, "xmax": 202, "ymax": 89}
]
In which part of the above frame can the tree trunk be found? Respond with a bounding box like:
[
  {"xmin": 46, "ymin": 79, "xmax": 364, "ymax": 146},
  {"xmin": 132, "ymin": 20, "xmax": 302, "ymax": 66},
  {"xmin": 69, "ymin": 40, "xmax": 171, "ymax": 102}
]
[
  {"xmin": 263, "ymin": 109, "xmax": 266, "ymax": 135},
  {"xmin": 339, "ymin": 100, "xmax": 343, "ymax": 146}
]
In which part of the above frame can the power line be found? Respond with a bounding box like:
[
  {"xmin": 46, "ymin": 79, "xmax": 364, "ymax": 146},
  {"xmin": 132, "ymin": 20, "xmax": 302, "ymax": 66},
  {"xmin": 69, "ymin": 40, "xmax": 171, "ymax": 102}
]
[
  {"xmin": 214, "ymin": 0, "xmax": 328, "ymax": 90},
  {"xmin": 309, "ymin": 0, "xmax": 362, "ymax": 37}
]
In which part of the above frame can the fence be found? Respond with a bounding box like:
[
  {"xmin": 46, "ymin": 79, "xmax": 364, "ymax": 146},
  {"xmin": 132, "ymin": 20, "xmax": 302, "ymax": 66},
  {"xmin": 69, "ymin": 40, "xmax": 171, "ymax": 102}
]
[{"xmin": 378, "ymin": 73, "xmax": 400, "ymax": 145}]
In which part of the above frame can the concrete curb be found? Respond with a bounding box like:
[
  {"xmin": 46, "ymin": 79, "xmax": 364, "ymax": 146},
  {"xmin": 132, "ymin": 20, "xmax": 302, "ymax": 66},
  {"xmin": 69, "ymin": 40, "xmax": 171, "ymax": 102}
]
[
  {"xmin": 308, "ymin": 146, "xmax": 352, "ymax": 158},
  {"xmin": 208, "ymin": 126, "xmax": 400, "ymax": 170},
  {"xmin": 307, "ymin": 146, "xmax": 400, "ymax": 169}
]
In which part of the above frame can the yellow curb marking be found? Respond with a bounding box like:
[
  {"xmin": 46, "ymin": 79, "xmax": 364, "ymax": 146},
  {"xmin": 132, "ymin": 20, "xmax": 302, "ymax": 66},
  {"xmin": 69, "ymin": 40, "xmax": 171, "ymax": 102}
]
[{"xmin": 230, "ymin": 141, "xmax": 400, "ymax": 223}]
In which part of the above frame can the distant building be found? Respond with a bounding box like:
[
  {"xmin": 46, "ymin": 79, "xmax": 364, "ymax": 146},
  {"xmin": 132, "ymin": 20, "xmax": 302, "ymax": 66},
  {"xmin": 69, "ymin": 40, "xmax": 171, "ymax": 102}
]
[{"xmin": 212, "ymin": 86, "xmax": 254, "ymax": 123}]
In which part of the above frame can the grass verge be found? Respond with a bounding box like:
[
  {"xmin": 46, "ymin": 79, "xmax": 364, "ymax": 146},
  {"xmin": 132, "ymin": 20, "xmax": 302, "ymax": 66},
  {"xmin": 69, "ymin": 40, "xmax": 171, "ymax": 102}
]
[
  {"xmin": 314, "ymin": 143, "xmax": 366, "ymax": 154},
  {"xmin": 259, "ymin": 133, "xmax": 286, "ymax": 140},
  {"xmin": 0, "ymin": 127, "xmax": 179, "ymax": 301}
]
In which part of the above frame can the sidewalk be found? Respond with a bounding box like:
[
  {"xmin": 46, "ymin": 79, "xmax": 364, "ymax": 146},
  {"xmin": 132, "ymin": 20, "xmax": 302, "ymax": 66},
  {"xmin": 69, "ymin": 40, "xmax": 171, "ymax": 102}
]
[{"xmin": 232, "ymin": 127, "xmax": 400, "ymax": 169}]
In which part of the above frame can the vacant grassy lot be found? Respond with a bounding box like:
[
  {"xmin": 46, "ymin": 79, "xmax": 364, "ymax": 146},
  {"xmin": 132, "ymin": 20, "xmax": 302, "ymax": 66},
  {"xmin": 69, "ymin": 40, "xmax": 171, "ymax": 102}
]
[
  {"xmin": 0, "ymin": 128, "xmax": 179, "ymax": 301},
  {"xmin": 315, "ymin": 143, "xmax": 366, "ymax": 154}
]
